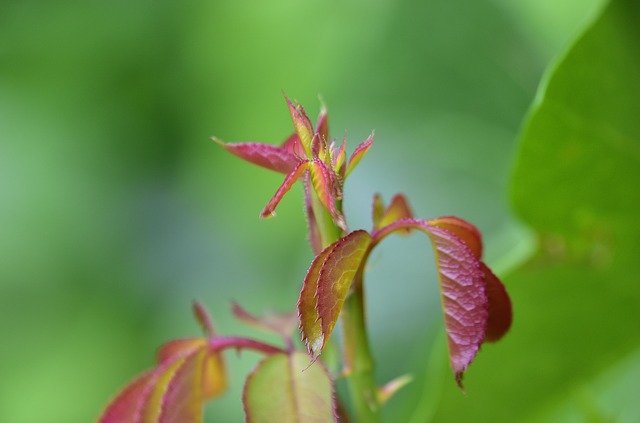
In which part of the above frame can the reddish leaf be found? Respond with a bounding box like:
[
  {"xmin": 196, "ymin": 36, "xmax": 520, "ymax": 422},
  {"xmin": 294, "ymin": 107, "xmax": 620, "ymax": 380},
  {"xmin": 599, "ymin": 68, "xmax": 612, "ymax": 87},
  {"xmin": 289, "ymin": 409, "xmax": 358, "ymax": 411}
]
[
  {"xmin": 315, "ymin": 230, "xmax": 372, "ymax": 355},
  {"xmin": 213, "ymin": 138, "xmax": 299, "ymax": 174},
  {"xmin": 428, "ymin": 217, "xmax": 512, "ymax": 341},
  {"xmin": 429, "ymin": 216, "xmax": 483, "ymax": 258},
  {"xmin": 480, "ymin": 263, "xmax": 512, "ymax": 342},
  {"xmin": 260, "ymin": 161, "xmax": 310, "ymax": 218},
  {"xmin": 100, "ymin": 371, "xmax": 155, "ymax": 423},
  {"xmin": 298, "ymin": 245, "xmax": 335, "ymax": 357},
  {"xmin": 345, "ymin": 133, "xmax": 374, "ymax": 177},
  {"xmin": 243, "ymin": 352, "xmax": 336, "ymax": 423},
  {"xmin": 372, "ymin": 219, "xmax": 488, "ymax": 387},
  {"xmin": 231, "ymin": 302, "xmax": 297, "ymax": 339},
  {"xmin": 372, "ymin": 194, "xmax": 414, "ymax": 231},
  {"xmin": 286, "ymin": 97, "xmax": 314, "ymax": 157},
  {"xmin": 158, "ymin": 349, "xmax": 207, "ymax": 423},
  {"xmin": 280, "ymin": 133, "xmax": 306, "ymax": 159},
  {"xmin": 140, "ymin": 355, "xmax": 192, "ymax": 422}
]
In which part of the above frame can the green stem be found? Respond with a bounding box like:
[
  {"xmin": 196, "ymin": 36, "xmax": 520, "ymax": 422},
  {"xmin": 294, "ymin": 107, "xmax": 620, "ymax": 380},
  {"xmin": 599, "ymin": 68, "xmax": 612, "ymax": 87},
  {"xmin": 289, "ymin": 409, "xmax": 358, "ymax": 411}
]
[
  {"xmin": 342, "ymin": 278, "xmax": 379, "ymax": 422},
  {"xmin": 309, "ymin": 190, "xmax": 380, "ymax": 422}
]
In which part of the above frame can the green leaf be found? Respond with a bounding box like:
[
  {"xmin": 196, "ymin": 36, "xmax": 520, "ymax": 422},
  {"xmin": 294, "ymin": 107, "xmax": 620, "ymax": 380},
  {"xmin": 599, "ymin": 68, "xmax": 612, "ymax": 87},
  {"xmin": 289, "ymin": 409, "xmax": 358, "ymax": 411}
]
[
  {"xmin": 434, "ymin": 0, "xmax": 640, "ymax": 419},
  {"xmin": 243, "ymin": 352, "xmax": 336, "ymax": 423}
]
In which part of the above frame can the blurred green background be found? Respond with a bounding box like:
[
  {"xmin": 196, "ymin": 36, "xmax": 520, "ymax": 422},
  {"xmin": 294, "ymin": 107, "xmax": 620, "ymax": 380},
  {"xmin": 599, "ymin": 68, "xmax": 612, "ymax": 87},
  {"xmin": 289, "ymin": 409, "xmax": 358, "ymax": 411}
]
[{"xmin": 4, "ymin": 0, "xmax": 639, "ymax": 422}]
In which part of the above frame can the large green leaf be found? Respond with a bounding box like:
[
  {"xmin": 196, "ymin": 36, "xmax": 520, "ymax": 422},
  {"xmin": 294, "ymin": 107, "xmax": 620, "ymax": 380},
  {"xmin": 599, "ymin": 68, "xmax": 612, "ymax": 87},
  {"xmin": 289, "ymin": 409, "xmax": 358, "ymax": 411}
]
[{"xmin": 431, "ymin": 0, "xmax": 640, "ymax": 421}]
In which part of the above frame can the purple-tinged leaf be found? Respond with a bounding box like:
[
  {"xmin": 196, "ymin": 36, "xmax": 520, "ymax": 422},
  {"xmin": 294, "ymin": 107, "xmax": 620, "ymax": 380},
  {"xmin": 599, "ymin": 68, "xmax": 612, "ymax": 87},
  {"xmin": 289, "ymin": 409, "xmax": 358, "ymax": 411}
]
[
  {"xmin": 345, "ymin": 133, "xmax": 374, "ymax": 177},
  {"xmin": 309, "ymin": 159, "xmax": 345, "ymax": 229},
  {"xmin": 260, "ymin": 161, "xmax": 310, "ymax": 218},
  {"xmin": 243, "ymin": 352, "xmax": 337, "ymax": 423},
  {"xmin": 99, "ymin": 371, "xmax": 155, "ymax": 423},
  {"xmin": 377, "ymin": 374, "xmax": 413, "ymax": 405},
  {"xmin": 373, "ymin": 193, "xmax": 414, "ymax": 232},
  {"xmin": 157, "ymin": 349, "xmax": 207, "ymax": 423},
  {"xmin": 428, "ymin": 217, "xmax": 512, "ymax": 342},
  {"xmin": 212, "ymin": 138, "xmax": 299, "ymax": 174},
  {"xmin": 480, "ymin": 263, "xmax": 512, "ymax": 342},
  {"xmin": 286, "ymin": 97, "xmax": 314, "ymax": 157},
  {"xmin": 373, "ymin": 219, "xmax": 488, "ymax": 387},
  {"xmin": 304, "ymin": 175, "xmax": 323, "ymax": 255},
  {"xmin": 231, "ymin": 302, "xmax": 297, "ymax": 339},
  {"xmin": 315, "ymin": 230, "xmax": 372, "ymax": 355},
  {"xmin": 140, "ymin": 355, "xmax": 191, "ymax": 422},
  {"xmin": 298, "ymin": 245, "xmax": 335, "ymax": 356}
]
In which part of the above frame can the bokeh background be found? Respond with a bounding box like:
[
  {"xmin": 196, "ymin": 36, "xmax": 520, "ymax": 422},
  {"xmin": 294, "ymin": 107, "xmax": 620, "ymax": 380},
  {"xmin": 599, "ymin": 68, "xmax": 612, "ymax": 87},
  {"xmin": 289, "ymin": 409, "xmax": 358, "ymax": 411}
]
[{"xmin": 4, "ymin": 0, "xmax": 634, "ymax": 421}]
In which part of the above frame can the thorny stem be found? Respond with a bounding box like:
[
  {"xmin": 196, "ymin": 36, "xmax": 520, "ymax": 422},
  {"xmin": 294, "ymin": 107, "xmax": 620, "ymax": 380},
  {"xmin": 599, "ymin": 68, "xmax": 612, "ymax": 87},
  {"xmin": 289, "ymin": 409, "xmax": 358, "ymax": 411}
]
[{"xmin": 310, "ymin": 188, "xmax": 380, "ymax": 423}]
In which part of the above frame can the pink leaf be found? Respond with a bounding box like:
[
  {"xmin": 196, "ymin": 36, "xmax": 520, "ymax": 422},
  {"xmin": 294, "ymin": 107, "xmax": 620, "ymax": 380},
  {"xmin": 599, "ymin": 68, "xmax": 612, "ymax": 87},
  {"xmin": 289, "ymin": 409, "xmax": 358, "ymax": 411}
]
[
  {"xmin": 99, "ymin": 371, "xmax": 155, "ymax": 423},
  {"xmin": 260, "ymin": 161, "xmax": 310, "ymax": 218},
  {"xmin": 428, "ymin": 217, "xmax": 512, "ymax": 342},
  {"xmin": 213, "ymin": 138, "xmax": 299, "ymax": 174},
  {"xmin": 373, "ymin": 219, "xmax": 488, "ymax": 387},
  {"xmin": 315, "ymin": 230, "xmax": 372, "ymax": 354},
  {"xmin": 280, "ymin": 133, "xmax": 306, "ymax": 159},
  {"xmin": 345, "ymin": 132, "xmax": 374, "ymax": 177},
  {"xmin": 140, "ymin": 355, "xmax": 193, "ymax": 422},
  {"xmin": 158, "ymin": 349, "xmax": 207, "ymax": 423}
]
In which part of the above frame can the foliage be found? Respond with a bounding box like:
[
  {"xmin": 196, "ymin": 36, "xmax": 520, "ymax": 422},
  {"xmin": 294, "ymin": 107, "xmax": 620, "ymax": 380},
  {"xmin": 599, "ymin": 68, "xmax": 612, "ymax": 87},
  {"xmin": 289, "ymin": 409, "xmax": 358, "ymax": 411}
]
[{"xmin": 99, "ymin": 98, "xmax": 512, "ymax": 421}]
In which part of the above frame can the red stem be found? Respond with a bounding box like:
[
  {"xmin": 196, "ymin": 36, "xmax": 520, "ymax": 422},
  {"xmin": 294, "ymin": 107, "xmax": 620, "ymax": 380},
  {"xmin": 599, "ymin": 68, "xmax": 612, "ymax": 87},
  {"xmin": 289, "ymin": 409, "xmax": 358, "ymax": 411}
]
[{"xmin": 209, "ymin": 336, "xmax": 286, "ymax": 355}]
